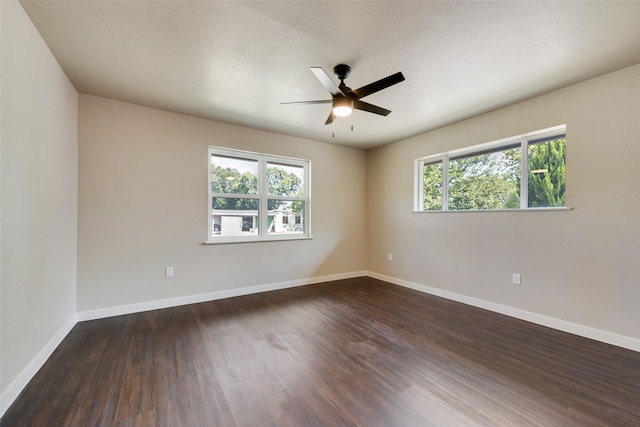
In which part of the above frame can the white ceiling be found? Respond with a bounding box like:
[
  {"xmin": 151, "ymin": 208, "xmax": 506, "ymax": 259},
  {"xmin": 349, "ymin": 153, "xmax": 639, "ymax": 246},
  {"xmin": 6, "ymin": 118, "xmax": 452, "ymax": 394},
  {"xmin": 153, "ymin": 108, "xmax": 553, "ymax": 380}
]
[{"xmin": 20, "ymin": 1, "xmax": 640, "ymax": 150}]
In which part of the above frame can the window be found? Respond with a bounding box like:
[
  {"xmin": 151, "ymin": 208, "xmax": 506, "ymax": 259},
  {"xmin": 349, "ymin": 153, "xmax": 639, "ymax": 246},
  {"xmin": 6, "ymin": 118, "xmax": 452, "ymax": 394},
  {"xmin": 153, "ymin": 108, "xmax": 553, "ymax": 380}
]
[
  {"xmin": 208, "ymin": 147, "xmax": 310, "ymax": 243},
  {"xmin": 415, "ymin": 126, "xmax": 566, "ymax": 211}
]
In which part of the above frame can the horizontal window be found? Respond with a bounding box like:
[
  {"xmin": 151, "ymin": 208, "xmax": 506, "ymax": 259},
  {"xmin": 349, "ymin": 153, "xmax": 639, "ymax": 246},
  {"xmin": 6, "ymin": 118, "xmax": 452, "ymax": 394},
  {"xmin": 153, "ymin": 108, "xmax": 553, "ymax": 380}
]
[
  {"xmin": 208, "ymin": 147, "xmax": 310, "ymax": 243},
  {"xmin": 415, "ymin": 126, "xmax": 566, "ymax": 212}
]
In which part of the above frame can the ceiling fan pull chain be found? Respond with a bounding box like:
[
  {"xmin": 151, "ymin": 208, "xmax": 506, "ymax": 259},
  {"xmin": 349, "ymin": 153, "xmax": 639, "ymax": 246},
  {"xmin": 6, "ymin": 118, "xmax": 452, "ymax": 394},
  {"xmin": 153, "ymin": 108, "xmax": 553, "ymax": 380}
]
[{"xmin": 332, "ymin": 120, "xmax": 335, "ymax": 138}]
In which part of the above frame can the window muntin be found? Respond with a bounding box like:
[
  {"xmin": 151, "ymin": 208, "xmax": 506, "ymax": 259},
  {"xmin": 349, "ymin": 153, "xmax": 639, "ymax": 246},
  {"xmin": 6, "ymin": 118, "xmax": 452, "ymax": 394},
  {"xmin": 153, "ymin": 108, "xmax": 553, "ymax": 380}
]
[
  {"xmin": 416, "ymin": 126, "xmax": 566, "ymax": 211},
  {"xmin": 209, "ymin": 147, "xmax": 310, "ymax": 242}
]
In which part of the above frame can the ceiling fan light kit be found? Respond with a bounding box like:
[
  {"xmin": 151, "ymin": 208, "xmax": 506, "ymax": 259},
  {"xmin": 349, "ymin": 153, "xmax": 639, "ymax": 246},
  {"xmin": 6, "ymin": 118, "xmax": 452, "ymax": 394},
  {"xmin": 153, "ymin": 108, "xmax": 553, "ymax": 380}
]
[
  {"xmin": 282, "ymin": 63, "xmax": 405, "ymax": 126},
  {"xmin": 332, "ymin": 97, "xmax": 353, "ymax": 117}
]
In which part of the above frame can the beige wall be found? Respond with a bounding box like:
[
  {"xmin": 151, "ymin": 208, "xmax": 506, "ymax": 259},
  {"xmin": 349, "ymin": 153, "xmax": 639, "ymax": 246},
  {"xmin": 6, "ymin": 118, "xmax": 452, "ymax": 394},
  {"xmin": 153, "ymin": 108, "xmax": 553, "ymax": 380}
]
[
  {"xmin": 367, "ymin": 64, "xmax": 640, "ymax": 341},
  {"xmin": 1, "ymin": 0, "xmax": 78, "ymax": 396},
  {"xmin": 77, "ymin": 95, "xmax": 367, "ymax": 312}
]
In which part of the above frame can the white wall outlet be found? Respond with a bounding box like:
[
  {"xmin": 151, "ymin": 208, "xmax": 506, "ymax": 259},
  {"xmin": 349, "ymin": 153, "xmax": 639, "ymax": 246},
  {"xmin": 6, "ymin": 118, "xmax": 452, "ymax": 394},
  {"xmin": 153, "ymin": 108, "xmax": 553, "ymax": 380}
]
[
  {"xmin": 512, "ymin": 273, "xmax": 521, "ymax": 285},
  {"xmin": 388, "ymin": 253, "xmax": 393, "ymax": 261},
  {"xmin": 166, "ymin": 267, "xmax": 174, "ymax": 278}
]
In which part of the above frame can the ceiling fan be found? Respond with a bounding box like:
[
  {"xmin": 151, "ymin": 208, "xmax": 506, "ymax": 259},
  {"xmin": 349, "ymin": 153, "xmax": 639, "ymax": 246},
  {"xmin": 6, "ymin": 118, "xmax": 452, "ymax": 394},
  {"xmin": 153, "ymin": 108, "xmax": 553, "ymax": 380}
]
[{"xmin": 282, "ymin": 64, "xmax": 405, "ymax": 125}]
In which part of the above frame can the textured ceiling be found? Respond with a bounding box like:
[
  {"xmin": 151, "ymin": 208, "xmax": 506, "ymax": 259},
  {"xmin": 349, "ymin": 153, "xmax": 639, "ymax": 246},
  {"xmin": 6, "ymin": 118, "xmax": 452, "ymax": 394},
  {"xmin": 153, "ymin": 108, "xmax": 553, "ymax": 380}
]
[{"xmin": 20, "ymin": 1, "xmax": 640, "ymax": 150}]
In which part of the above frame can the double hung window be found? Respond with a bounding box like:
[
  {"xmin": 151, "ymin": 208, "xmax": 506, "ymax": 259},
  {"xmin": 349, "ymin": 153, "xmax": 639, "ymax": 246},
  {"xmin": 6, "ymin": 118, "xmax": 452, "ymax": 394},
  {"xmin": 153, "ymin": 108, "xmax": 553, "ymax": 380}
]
[{"xmin": 208, "ymin": 147, "xmax": 310, "ymax": 243}]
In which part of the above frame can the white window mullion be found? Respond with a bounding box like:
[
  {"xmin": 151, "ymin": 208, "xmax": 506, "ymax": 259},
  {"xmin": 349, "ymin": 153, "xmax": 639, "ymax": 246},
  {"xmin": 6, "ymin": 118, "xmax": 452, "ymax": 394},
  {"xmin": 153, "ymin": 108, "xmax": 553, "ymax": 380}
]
[
  {"xmin": 207, "ymin": 154, "xmax": 213, "ymax": 239},
  {"xmin": 208, "ymin": 195, "xmax": 213, "ymax": 239},
  {"xmin": 415, "ymin": 159, "xmax": 424, "ymax": 212},
  {"xmin": 305, "ymin": 161, "xmax": 311, "ymax": 235},
  {"xmin": 259, "ymin": 158, "xmax": 268, "ymax": 237},
  {"xmin": 442, "ymin": 154, "xmax": 449, "ymax": 211},
  {"xmin": 520, "ymin": 139, "xmax": 528, "ymax": 209}
]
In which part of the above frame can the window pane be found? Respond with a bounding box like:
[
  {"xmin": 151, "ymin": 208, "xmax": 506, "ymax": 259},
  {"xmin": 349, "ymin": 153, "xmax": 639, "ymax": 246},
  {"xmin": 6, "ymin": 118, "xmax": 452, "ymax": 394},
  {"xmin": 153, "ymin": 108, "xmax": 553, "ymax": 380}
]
[
  {"xmin": 267, "ymin": 200, "xmax": 305, "ymax": 235},
  {"xmin": 211, "ymin": 197, "xmax": 259, "ymax": 237},
  {"xmin": 528, "ymin": 137, "xmax": 566, "ymax": 208},
  {"xmin": 267, "ymin": 162, "xmax": 305, "ymax": 197},
  {"xmin": 211, "ymin": 155, "xmax": 258, "ymax": 195},
  {"xmin": 448, "ymin": 146, "xmax": 521, "ymax": 210},
  {"xmin": 423, "ymin": 162, "xmax": 443, "ymax": 210}
]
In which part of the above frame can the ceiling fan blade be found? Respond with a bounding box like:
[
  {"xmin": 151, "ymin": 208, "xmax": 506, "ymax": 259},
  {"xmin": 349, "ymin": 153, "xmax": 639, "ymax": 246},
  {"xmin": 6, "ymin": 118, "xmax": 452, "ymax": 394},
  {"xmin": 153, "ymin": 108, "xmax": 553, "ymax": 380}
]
[
  {"xmin": 311, "ymin": 67, "xmax": 345, "ymax": 96},
  {"xmin": 351, "ymin": 72, "xmax": 405, "ymax": 99},
  {"xmin": 354, "ymin": 99, "xmax": 391, "ymax": 116},
  {"xmin": 324, "ymin": 111, "xmax": 335, "ymax": 125},
  {"xmin": 280, "ymin": 100, "xmax": 331, "ymax": 105}
]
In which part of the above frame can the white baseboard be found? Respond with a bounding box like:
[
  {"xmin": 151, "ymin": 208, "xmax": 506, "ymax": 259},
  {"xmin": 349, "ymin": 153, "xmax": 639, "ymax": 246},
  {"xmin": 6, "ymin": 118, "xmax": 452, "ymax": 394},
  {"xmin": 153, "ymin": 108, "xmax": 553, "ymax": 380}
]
[
  {"xmin": 368, "ymin": 271, "xmax": 640, "ymax": 353},
  {"xmin": 77, "ymin": 270, "xmax": 368, "ymax": 322},
  {"xmin": 0, "ymin": 313, "xmax": 77, "ymax": 417}
]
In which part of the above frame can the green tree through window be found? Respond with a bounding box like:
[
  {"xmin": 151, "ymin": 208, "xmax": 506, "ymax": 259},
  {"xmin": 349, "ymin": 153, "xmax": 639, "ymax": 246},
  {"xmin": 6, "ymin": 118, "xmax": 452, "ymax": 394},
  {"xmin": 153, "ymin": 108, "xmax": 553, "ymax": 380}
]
[
  {"xmin": 448, "ymin": 147, "xmax": 520, "ymax": 210},
  {"xmin": 422, "ymin": 162, "xmax": 443, "ymax": 210},
  {"xmin": 528, "ymin": 138, "xmax": 566, "ymax": 208}
]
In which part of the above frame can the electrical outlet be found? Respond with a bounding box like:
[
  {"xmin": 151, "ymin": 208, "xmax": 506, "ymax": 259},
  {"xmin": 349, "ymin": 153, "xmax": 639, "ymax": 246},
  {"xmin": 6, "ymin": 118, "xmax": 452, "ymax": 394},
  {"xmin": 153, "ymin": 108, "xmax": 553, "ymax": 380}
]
[
  {"xmin": 388, "ymin": 253, "xmax": 393, "ymax": 262},
  {"xmin": 166, "ymin": 267, "xmax": 174, "ymax": 278},
  {"xmin": 512, "ymin": 273, "xmax": 521, "ymax": 285}
]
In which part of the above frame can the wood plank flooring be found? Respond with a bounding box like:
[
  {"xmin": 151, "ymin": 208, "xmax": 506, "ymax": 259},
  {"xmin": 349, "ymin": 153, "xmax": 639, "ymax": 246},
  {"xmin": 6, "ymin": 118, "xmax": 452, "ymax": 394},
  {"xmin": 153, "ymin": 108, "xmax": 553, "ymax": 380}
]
[{"xmin": 3, "ymin": 277, "xmax": 640, "ymax": 426}]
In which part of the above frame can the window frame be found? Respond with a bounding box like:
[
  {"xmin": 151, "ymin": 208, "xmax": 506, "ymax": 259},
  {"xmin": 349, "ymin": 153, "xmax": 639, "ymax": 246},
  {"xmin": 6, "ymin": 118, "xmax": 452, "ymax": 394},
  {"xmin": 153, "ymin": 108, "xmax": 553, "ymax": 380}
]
[
  {"xmin": 207, "ymin": 146, "xmax": 311, "ymax": 244},
  {"xmin": 414, "ymin": 125, "xmax": 568, "ymax": 212}
]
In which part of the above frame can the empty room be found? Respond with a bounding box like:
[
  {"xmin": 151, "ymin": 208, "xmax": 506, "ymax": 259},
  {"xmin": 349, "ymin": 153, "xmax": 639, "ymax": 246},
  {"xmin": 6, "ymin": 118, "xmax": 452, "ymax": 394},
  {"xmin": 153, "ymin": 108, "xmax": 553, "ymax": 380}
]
[{"xmin": 2, "ymin": 1, "xmax": 640, "ymax": 425}]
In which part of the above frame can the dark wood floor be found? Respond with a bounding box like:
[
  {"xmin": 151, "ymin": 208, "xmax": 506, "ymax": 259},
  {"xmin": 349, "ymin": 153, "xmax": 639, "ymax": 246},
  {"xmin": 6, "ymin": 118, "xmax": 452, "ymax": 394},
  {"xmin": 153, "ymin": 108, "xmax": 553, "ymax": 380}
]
[{"xmin": 3, "ymin": 277, "xmax": 640, "ymax": 426}]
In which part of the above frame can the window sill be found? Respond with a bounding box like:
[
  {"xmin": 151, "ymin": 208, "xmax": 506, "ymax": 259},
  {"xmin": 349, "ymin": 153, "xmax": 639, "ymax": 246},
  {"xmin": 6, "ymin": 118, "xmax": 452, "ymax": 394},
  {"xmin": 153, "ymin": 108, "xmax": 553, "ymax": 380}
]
[
  {"xmin": 203, "ymin": 236, "xmax": 314, "ymax": 245},
  {"xmin": 413, "ymin": 207, "xmax": 573, "ymax": 214}
]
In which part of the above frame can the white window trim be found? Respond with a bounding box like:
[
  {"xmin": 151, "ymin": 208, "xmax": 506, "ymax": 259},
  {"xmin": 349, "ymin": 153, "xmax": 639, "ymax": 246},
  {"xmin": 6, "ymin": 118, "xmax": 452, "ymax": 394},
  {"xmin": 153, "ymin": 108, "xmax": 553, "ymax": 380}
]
[
  {"xmin": 206, "ymin": 146, "xmax": 311, "ymax": 244},
  {"xmin": 414, "ymin": 125, "xmax": 568, "ymax": 213}
]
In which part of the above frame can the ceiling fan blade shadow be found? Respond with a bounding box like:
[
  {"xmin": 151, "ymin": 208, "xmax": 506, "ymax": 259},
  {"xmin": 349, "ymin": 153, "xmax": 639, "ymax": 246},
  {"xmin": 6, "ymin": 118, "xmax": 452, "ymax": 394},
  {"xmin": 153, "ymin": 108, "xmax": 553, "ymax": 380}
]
[
  {"xmin": 280, "ymin": 100, "xmax": 332, "ymax": 105},
  {"xmin": 354, "ymin": 100, "xmax": 391, "ymax": 116},
  {"xmin": 352, "ymin": 72, "xmax": 405, "ymax": 99},
  {"xmin": 311, "ymin": 67, "xmax": 345, "ymax": 96}
]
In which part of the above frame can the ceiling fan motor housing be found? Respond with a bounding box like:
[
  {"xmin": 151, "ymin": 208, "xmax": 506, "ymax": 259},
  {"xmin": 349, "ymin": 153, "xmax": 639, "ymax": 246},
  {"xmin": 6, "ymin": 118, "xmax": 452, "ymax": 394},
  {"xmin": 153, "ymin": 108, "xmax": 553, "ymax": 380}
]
[{"xmin": 333, "ymin": 64, "xmax": 352, "ymax": 81}]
